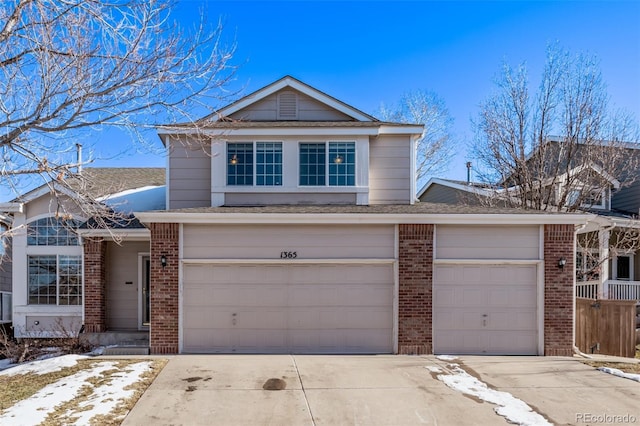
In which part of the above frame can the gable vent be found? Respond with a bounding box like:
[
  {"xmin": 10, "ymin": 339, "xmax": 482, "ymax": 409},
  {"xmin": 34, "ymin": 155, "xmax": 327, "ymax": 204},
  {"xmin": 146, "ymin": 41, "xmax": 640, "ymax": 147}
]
[{"xmin": 277, "ymin": 92, "xmax": 298, "ymax": 120}]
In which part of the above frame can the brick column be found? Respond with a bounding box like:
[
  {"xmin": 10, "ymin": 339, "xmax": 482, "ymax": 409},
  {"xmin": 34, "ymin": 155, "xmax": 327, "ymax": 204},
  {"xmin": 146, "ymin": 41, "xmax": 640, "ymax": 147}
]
[
  {"xmin": 83, "ymin": 239, "xmax": 107, "ymax": 333},
  {"xmin": 544, "ymin": 224, "xmax": 575, "ymax": 356},
  {"xmin": 398, "ymin": 224, "xmax": 434, "ymax": 354},
  {"xmin": 150, "ymin": 223, "xmax": 179, "ymax": 354}
]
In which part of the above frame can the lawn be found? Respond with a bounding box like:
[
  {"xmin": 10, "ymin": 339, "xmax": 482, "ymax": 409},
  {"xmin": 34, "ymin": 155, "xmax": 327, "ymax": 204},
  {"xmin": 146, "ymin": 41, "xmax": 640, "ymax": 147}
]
[{"xmin": 0, "ymin": 355, "xmax": 167, "ymax": 425}]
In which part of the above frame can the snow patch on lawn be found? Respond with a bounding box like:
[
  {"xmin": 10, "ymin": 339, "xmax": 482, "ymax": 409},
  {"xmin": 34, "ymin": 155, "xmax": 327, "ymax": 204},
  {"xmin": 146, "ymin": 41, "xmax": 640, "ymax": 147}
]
[
  {"xmin": 0, "ymin": 361, "xmax": 117, "ymax": 425},
  {"xmin": 65, "ymin": 361, "xmax": 153, "ymax": 425},
  {"xmin": 0, "ymin": 354, "xmax": 87, "ymax": 376},
  {"xmin": 431, "ymin": 363, "xmax": 552, "ymax": 426},
  {"xmin": 598, "ymin": 367, "xmax": 640, "ymax": 382},
  {"xmin": 0, "ymin": 355, "xmax": 155, "ymax": 425}
]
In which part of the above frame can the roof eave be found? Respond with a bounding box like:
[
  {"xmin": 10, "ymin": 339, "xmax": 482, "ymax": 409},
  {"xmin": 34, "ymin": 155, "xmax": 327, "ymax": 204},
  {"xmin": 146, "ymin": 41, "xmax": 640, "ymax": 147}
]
[{"xmin": 135, "ymin": 211, "xmax": 588, "ymax": 226}]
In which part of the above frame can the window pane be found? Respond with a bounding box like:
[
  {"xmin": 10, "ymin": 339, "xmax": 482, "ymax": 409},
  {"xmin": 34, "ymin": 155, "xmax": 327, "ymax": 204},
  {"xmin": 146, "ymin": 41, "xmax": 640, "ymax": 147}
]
[
  {"xmin": 617, "ymin": 256, "xmax": 630, "ymax": 280},
  {"xmin": 28, "ymin": 256, "xmax": 57, "ymax": 305},
  {"xmin": 300, "ymin": 143, "xmax": 326, "ymax": 186},
  {"xmin": 28, "ymin": 255, "xmax": 82, "ymax": 305},
  {"xmin": 227, "ymin": 143, "xmax": 254, "ymax": 186},
  {"xmin": 27, "ymin": 217, "xmax": 79, "ymax": 246},
  {"xmin": 328, "ymin": 142, "xmax": 355, "ymax": 187},
  {"xmin": 256, "ymin": 142, "xmax": 282, "ymax": 186}
]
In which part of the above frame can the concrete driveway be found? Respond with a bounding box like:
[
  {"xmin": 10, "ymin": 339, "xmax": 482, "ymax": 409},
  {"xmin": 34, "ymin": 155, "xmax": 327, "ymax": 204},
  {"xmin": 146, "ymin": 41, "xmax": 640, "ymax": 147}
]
[{"xmin": 121, "ymin": 355, "xmax": 640, "ymax": 426}]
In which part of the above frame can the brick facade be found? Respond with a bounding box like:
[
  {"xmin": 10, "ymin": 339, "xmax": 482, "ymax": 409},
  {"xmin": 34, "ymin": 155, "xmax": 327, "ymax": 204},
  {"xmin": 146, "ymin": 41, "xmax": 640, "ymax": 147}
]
[
  {"xmin": 397, "ymin": 224, "xmax": 434, "ymax": 354},
  {"xmin": 543, "ymin": 224, "xmax": 575, "ymax": 356},
  {"xmin": 83, "ymin": 239, "xmax": 107, "ymax": 333},
  {"xmin": 149, "ymin": 223, "xmax": 180, "ymax": 354}
]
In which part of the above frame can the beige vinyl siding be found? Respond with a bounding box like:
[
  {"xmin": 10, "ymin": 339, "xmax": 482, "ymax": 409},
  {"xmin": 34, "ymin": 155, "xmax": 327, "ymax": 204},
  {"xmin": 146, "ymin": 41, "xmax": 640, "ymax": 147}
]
[
  {"xmin": 228, "ymin": 89, "xmax": 353, "ymax": 121},
  {"xmin": 168, "ymin": 137, "xmax": 211, "ymax": 209},
  {"xmin": 224, "ymin": 192, "xmax": 356, "ymax": 206},
  {"xmin": 436, "ymin": 225, "xmax": 540, "ymax": 260},
  {"xmin": 25, "ymin": 315, "xmax": 81, "ymax": 334},
  {"xmin": 182, "ymin": 224, "xmax": 394, "ymax": 260},
  {"xmin": 368, "ymin": 135, "xmax": 412, "ymax": 204},
  {"xmin": 25, "ymin": 194, "xmax": 65, "ymax": 220},
  {"xmin": 106, "ymin": 241, "xmax": 148, "ymax": 330}
]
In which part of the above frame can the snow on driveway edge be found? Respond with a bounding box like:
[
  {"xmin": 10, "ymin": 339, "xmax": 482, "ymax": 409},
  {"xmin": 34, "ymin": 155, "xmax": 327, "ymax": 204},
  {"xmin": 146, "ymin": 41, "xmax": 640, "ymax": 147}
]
[{"xmin": 430, "ymin": 356, "xmax": 552, "ymax": 426}]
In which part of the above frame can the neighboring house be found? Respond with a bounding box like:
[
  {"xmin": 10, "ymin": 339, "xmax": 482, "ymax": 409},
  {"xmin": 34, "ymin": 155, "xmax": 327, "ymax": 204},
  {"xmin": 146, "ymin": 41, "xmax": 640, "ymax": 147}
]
[
  {"xmin": 4, "ymin": 76, "xmax": 585, "ymax": 356},
  {"xmin": 5, "ymin": 168, "xmax": 165, "ymax": 337},
  {"xmin": 420, "ymin": 145, "xmax": 640, "ymax": 306}
]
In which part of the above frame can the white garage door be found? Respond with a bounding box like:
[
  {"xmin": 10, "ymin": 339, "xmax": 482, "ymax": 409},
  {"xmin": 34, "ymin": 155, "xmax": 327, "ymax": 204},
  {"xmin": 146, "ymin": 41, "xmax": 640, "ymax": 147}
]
[
  {"xmin": 182, "ymin": 263, "xmax": 394, "ymax": 354},
  {"xmin": 433, "ymin": 264, "xmax": 539, "ymax": 355}
]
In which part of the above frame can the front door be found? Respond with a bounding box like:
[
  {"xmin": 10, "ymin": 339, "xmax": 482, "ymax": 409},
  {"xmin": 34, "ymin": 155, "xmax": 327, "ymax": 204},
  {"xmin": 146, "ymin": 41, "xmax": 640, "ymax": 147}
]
[{"xmin": 139, "ymin": 254, "xmax": 150, "ymax": 329}]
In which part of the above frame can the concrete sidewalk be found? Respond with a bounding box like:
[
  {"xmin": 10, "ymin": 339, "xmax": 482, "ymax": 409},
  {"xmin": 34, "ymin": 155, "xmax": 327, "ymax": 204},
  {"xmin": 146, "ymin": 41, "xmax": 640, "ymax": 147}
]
[{"xmin": 121, "ymin": 355, "xmax": 640, "ymax": 426}]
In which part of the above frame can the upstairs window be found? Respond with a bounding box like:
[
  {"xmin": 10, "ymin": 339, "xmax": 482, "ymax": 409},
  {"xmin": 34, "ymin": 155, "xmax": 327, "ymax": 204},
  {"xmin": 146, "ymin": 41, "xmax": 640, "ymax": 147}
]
[
  {"xmin": 227, "ymin": 142, "xmax": 282, "ymax": 186},
  {"xmin": 300, "ymin": 142, "xmax": 355, "ymax": 186},
  {"xmin": 27, "ymin": 217, "xmax": 79, "ymax": 246}
]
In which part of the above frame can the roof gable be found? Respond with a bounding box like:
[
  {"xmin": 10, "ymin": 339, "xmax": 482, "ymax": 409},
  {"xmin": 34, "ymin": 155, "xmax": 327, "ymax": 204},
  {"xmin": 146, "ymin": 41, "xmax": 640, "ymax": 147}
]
[{"xmin": 212, "ymin": 76, "xmax": 377, "ymax": 122}]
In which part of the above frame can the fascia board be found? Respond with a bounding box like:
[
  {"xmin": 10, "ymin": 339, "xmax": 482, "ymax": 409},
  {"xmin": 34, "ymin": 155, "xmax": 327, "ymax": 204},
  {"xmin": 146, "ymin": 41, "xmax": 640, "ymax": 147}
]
[
  {"xmin": 378, "ymin": 125, "xmax": 424, "ymax": 135},
  {"xmin": 19, "ymin": 182, "xmax": 79, "ymax": 204},
  {"xmin": 135, "ymin": 211, "xmax": 588, "ymax": 226},
  {"xmin": 158, "ymin": 126, "xmax": 424, "ymax": 138},
  {"xmin": 0, "ymin": 202, "xmax": 23, "ymax": 213},
  {"xmin": 76, "ymin": 228, "xmax": 150, "ymax": 239}
]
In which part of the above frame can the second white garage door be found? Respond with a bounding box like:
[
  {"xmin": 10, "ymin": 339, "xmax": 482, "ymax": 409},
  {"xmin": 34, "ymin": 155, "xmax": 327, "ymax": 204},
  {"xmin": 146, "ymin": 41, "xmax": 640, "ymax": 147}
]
[
  {"xmin": 182, "ymin": 263, "xmax": 394, "ymax": 354},
  {"xmin": 433, "ymin": 263, "xmax": 539, "ymax": 355}
]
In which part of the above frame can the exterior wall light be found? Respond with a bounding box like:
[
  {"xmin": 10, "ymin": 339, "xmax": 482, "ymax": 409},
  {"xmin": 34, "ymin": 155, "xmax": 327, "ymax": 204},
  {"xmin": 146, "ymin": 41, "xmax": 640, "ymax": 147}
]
[
  {"xmin": 558, "ymin": 257, "xmax": 567, "ymax": 269},
  {"xmin": 333, "ymin": 155, "xmax": 343, "ymax": 164},
  {"xmin": 229, "ymin": 155, "xmax": 238, "ymax": 165},
  {"xmin": 161, "ymin": 255, "xmax": 167, "ymax": 268}
]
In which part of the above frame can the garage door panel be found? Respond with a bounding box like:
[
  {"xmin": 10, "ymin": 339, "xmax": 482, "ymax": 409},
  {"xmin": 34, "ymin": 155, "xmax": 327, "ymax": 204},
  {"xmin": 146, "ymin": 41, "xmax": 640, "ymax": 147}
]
[
  {"xmin": 434, "ymin": 263, "xmax": 538, "ymax": 355},
  {"xmin": 182, "ymin": 263, "xmax": 393, "ymax": 353}
]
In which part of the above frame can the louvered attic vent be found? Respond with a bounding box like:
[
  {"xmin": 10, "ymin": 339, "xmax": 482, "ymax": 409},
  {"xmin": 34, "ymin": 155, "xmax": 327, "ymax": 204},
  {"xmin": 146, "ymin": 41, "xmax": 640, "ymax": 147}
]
[{"xmin": 277, "ymin": 92, "xmax": 298, "ymax": 120}]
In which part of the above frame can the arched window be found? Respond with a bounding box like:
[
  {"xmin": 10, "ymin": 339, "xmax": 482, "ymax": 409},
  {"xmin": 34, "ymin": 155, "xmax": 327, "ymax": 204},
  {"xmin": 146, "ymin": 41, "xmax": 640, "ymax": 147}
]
[{"xmin": 27, "ymin": 217, "xmax": 79, "ymax": 246}]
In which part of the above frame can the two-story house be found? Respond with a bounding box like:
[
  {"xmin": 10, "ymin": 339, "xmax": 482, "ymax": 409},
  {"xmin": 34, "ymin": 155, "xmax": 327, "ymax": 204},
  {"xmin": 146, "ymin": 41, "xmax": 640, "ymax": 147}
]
[{"xmin": 7, "ymin": 76, "xmax": 585, "ymax": 356}]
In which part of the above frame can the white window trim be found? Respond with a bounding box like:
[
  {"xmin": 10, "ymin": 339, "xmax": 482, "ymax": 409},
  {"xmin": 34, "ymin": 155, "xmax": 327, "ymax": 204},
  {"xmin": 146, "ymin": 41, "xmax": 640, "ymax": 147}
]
[
  {"xmin": 27, "ymin": 253, "xmax": 83, "ymax": 306},
  {"xmin": 565, "ymin": 185, "xmax": 608, "ymax": 210},
  {"xmin": 226, "ymin": 141, "xmax": 284, "ymax": 187},
  {"xmin": 298, "ymin": 141, "xmax": 357, "ymax": 188},
  {"xmin": 612, "ymin": 253, "xmax": 634, "ymax": 281}
]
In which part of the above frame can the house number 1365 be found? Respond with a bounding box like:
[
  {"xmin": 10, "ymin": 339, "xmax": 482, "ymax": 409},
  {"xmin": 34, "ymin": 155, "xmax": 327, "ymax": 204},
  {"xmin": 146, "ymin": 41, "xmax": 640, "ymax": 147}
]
[{"xmin": 280, "ymin": 251, "xmax": 297, "ymax": 259}]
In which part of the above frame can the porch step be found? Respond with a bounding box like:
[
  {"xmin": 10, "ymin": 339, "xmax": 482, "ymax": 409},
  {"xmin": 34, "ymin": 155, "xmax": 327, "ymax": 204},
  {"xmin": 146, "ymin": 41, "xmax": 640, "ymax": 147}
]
[
  {"xmin": 80, "ymin": 330, "xmax": 149, "ymax": 351},
  {"xmin": 103, "ymin": 346, "xmax": 150, "ymax": 356}
]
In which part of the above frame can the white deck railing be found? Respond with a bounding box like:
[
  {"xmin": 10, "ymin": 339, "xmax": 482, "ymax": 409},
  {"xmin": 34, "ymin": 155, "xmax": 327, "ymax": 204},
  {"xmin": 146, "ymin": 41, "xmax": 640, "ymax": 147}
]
[
  {"xmin": 605, "ymin": 280, "xmax": 640, "ymax": 302},
  {"xmin": 577, "ymin": 280, "xmax": 640, "ymax": 302},
  {"xmin": 576, "ymin": 280, "xmax": 600, "ymax": 299}
]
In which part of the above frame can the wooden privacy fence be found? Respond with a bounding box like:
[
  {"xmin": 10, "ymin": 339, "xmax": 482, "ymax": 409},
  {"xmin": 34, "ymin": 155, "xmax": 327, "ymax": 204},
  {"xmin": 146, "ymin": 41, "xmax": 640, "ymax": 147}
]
[{"xmin": 575, "ymin": 298, "xmax": 637, "ymax": 358}]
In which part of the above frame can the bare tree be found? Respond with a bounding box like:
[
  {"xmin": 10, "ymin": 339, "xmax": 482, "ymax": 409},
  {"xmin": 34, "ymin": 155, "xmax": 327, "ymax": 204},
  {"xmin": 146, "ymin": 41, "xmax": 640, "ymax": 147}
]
[
  {"xmin": 472, "ymin": 44, "xmax": 639, "ymax": 211},
  {"xmin": 0, "ymin": 0, "xmax": 235, "ymax": 223},
  {"xmin": 472, "ymin": 44, "xmax": 640, "ymax": 292},
  {"xmin": 378, "ymin": 90, "xmax": 454, "ymax": 187}
]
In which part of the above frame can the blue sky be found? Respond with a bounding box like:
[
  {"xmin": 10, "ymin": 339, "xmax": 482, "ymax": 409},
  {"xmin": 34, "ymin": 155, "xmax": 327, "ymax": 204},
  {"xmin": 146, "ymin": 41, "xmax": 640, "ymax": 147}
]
[{"xmin": 93, "ymin": 0, "xmax": 640, "ymax": 182}]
